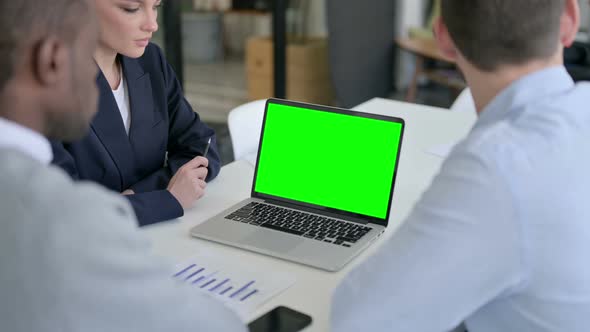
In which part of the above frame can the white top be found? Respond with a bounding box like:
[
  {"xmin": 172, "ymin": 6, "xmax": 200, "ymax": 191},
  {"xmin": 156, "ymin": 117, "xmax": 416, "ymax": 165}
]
[
  {"xmin": 112, "ymin": 67, "xmax": 131, "ymax": 135},
  {"xmin": 332, "ymin": 67, "xmax": 590, "ymax": 332},
  {"xmin": 0, "ymin": 117, "xmax": 52, "ymax": 164}
]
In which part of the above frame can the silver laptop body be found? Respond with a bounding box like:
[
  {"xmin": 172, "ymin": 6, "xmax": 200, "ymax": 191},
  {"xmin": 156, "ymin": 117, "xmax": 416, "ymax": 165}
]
[{"xmin": 191, "ymin": 99, "xmax": 405, "ymax": 272}]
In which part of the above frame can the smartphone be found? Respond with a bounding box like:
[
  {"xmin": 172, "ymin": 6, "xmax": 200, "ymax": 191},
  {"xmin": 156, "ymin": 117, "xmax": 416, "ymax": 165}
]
[{"xmin": 248, "ymin": 306, "xmax": 312, "ymax": 332}]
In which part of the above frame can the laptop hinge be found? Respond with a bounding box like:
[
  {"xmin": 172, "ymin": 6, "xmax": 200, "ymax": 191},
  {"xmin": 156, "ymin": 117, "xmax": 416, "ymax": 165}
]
[{"xmin": 263, "ymin": 199, "xmax": 370, "ymax": 225}]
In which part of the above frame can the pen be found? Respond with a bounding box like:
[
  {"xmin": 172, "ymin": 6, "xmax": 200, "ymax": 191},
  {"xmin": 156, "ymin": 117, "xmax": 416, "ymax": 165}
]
[{"xmin": 203, "ymin": 137, "xmax": 211, "ymax": 158}]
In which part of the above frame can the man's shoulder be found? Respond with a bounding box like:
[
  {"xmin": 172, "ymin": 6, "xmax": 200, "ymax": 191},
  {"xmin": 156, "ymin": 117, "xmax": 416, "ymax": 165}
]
[
  {"xmin": 0, "ymin": 149, "xmax": 136, "ymax": 228},
  {"xmin": 452, "ymin": 83, "xmax": 590, "ymax": 183},
  {"xmin": 453, "ymin": 121, "xmax": 517, "ymax": 166}
]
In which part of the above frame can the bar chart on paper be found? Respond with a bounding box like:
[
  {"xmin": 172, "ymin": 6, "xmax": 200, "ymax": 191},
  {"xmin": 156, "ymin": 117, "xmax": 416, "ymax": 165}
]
[{"xmin": 173, "ymin": 252, "xmax": 296, "ymax": 319}]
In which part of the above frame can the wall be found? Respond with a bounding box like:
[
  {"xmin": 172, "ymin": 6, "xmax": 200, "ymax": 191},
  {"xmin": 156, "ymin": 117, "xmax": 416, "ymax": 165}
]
[
  {"xmin": 395, "ymin": 0, "xmax": 428, "ymax": 89},
  {"xmin": 580, "ymin": 0, "xmax": 590, "ymax": 37},
  {"xmin": 299, "ymin": 0, "xmax": 425, "ymax": 90},
  {"xmin": 396, "ymin": 0, "xmax": 427, "ymax": 36},
  {"xmin": 304, "ymin": 0, "xmax": 427, "ymax": 38},
  {"xmin": 306, "ymin": 0, "xmax": 327, "ymax": 37},
  {"xmin": 228, "ymin": 0, "xmax": 589, "ymax": 92}
]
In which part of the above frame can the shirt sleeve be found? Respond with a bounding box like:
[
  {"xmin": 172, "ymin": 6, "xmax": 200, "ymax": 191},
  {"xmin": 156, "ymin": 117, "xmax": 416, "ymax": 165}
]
[
  {"xmin": 125, "ymin": 190, "xmax": 184, "ymax": 226},
  {"xmin": 331, "ymin": 148, "xmax": 526, "ymax": 332}
]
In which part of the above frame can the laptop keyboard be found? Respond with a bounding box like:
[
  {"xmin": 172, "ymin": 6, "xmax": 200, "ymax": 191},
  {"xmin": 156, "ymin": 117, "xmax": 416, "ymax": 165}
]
[{"xmin": 225, "ymin": 202, "xmax": 373, "ymax": 247}]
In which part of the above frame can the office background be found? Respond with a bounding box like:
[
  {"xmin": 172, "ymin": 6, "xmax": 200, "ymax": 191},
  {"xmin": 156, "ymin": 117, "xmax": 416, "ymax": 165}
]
[{"xmin": 48, "ymin": 0, "xmax": 590, "ymax": 164}]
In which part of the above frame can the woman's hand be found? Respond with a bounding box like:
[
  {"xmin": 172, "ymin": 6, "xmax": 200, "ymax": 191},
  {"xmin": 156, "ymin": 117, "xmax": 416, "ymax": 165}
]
[{"xmin": 167, "ymin": 156, "xmax": 209, "ymax": 210}]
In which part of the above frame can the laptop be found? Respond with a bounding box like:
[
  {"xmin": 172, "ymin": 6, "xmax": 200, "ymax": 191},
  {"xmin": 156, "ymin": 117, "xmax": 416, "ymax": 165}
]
[{"xmin": 191, "ymin": 99, "xmax": 405, "ymax": 272}]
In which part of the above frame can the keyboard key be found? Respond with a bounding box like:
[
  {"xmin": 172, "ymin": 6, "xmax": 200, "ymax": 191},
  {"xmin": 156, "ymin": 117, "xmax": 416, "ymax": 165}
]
[
  {"xmin": 337, "ymin": 236, "xmax": 358, "ymax": 243},
  {"xmin": 228, "ymin": 203, "xmax": 373, "ymax": 246},
  {"xmin": 260, "ymin": 223, "xmax": 304, "ymax": 236}
]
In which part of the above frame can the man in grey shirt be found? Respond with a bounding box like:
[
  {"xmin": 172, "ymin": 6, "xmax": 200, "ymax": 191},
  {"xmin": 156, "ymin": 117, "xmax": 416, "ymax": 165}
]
[
  {"xmin": 333, "ymin": 0, "xmax": 590, "ymax": 331},
  {"xmin": 0, "ymin": 1, "xmax": 245, "ymax": 331}
]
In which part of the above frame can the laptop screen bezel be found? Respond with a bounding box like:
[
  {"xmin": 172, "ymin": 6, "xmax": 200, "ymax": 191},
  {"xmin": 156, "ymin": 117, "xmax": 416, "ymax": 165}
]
[{"xmin": 250, "ymin": 98, "xmax": 405, "ymax": 227}]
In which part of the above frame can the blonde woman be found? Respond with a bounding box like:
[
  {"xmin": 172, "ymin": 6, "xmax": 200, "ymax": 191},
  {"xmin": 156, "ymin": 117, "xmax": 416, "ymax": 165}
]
[{"xmin": 52, "ymin": 0, "xmax": 219, "ymax": 226}]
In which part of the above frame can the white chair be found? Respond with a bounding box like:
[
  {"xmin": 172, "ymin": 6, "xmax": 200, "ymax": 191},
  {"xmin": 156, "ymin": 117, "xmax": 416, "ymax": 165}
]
[
  {"xmin": 450, "ymin": 88, "xmax": 476, "ymax": 114},
  {"xmin": 227, "ymin": 99, "xmax": 267, "ymax": 164}
]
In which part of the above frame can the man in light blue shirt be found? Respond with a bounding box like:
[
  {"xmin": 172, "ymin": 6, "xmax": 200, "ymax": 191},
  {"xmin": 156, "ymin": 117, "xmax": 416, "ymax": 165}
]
[{"xmin": 332, "ymin": 0, "xmax": 590, "ymax": 331}]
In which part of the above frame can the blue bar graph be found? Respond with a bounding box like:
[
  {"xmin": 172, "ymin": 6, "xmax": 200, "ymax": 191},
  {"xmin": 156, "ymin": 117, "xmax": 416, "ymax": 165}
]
[
  {"xmin": 220, "ymin": 286, "xmax": 233, "ymax": 295},
  {"xmin": 173, "ymin": 264, "xmax": 195, "ymax": 277},
  {"xmin": 184, "ymin": 267, "xmax": 204, "ymax": 281},
  {"xmin": 230, "ymin": 281, "xmax": 255, "ymax": 299},
  {"xmin": 171, "ymin": 253, "xmax": 299, "ymax": 318},
  {"xmin": 210, "ymin": 278, "xmax": 230, "ymax": 292},
  {"xmin": 175, "ymin": 263, "xmax": 266, "ymax": 305},
  {"xmin": 240, "ymin": 289, "xmax": 258, "ymax": 302},
  {"xmin": 200, "ymin": 279, "xmax": 216, "ymax": 289},
  {"xmin": 191, "ymin": 270, "xmax": 218, "ymax": 285},
  {"xmin": 192, "ymin": 276, "xmax": 206, "ymax": 284}
]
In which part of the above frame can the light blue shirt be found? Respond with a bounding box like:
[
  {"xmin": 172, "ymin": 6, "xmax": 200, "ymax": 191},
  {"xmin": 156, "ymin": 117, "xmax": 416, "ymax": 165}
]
[{"xmin": 332, "ymin": 67, "xmax": 590, "ymax": 332}]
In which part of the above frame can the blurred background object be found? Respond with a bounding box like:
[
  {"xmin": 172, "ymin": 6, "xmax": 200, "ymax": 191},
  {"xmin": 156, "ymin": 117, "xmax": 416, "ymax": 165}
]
[
  {"xmin": 151, "ymin": 0, "xmax": 590, "ymax": 165},
  {"xmin": 326, "ymin": 0, "xmax": 396, "ymax": 108}
]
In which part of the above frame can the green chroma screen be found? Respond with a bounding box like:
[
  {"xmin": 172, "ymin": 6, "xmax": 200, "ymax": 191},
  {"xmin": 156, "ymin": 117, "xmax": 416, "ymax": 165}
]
[{"xmin": 254, "ymin": 102, "xmax": 403, "ymax": 219}]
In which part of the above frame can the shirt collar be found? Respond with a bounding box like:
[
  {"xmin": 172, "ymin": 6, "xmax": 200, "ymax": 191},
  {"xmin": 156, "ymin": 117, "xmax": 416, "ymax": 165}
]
[
  {"xmin": 475, "ymin": 66, "xmax": 575, "ymax": 129},
  {"xmin": 0, "ymin": 117, "xmax": 53, "ymax": 165}
]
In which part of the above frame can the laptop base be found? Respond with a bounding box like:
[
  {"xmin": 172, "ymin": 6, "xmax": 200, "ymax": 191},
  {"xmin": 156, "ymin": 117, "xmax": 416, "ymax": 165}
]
[{"xmin": 190, "ymin": 198, "xmax": 384, "ymax": 272}]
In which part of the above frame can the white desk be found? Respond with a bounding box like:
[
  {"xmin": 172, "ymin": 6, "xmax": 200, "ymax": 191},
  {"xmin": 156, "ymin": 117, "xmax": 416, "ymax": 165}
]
[{"xmin": 142, "ymin": 98, "xmax": 477, "ymax": 331}]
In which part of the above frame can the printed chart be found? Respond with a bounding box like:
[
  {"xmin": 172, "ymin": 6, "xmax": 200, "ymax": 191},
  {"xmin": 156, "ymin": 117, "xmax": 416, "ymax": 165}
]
[{"xmin": 173, "ymin": 252, "xmax": 296, "ymax": 320}]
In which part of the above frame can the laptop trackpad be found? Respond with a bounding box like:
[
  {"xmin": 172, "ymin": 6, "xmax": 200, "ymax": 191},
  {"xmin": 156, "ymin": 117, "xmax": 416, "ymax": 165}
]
[{"xmin": 241, "ymin": 229, "xmax": 303, "ymax": 254}]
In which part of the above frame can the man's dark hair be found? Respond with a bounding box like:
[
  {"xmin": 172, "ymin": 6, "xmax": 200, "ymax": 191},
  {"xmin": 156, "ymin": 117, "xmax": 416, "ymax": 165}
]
[
  {"xmin": 0, "ymin": 0, "xmax": 89, "ymax": 91},
  {"xmin": 441, "ymin": 0, "xmax": 566, "ymax": 71}
]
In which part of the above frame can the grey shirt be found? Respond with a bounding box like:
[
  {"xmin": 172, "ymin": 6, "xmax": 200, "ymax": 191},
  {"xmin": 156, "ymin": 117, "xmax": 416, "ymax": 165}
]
[{"xmin": 0, "ymin": 148, "xmax": 246, "ymax": 332}]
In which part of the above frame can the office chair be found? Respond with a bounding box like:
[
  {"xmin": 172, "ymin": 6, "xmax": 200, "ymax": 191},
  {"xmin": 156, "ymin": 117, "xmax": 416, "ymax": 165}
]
[{"xmin": 227, "ymin": 99, "xmax": 267, "ymax": 165}]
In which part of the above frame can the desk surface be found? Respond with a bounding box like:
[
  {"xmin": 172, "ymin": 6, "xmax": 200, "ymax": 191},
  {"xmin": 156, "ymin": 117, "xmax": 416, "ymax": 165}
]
[{"xmin": 142, "ymin": 98, "xmax": 477, "ymax": 331}]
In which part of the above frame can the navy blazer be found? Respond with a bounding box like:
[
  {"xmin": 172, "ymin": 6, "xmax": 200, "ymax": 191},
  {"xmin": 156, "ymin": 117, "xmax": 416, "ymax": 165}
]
[{"xmin": 51, "ymin": 43, "xmax": 221, "ymax": 226}]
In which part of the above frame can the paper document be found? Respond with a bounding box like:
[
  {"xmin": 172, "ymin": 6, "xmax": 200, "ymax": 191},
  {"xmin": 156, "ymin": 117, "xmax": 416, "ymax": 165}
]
[
  {"xmin": 173, "ymin": 251, "xmax": 296, "ymax": 321},
  {"xmin": 425, "ymin": 141, "xmax": 458, "ymax": 159}
]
